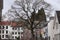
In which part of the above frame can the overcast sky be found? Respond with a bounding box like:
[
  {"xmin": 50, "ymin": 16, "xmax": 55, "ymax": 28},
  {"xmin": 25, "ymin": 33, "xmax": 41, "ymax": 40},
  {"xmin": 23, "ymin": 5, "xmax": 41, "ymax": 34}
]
[
  {"xmin": 2, "ymin": 0, "xmax": 15, "ymax": 15},
  {"xmin": 2, "ymin": 0, "xmax": 60, "ymax": 15},
  {"xmin": 44, "ymin": 0, "xmax": 60, "ymax": 10}
]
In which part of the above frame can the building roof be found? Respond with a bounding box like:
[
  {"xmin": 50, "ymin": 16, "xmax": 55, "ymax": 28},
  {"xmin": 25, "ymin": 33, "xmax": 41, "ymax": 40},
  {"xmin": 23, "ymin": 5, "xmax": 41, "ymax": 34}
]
[
  {"xmin": 0, "ymin": 21, "xmax": 11, "ymax": 25},
  {"xmin": 0, "ymin": 21, "xmax": 24, "ymax": 27},
  {"xmin": 56, "ymin": 11, "xmax": 60, "ymax": 24}
]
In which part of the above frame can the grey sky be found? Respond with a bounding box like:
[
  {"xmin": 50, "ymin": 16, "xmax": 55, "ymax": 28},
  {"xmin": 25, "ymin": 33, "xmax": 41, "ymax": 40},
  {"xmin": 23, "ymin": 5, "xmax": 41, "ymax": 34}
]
[
  {"xmin": 2, "ymin": 0, "xmax": 15, "ymax": 15},
  {"xmin": 2, "ymin": 0, "xmax": 60, "ymax": 15},
  {"xmin": 44, "ymin": 0, "xmax": 60, "ymax": 10}
]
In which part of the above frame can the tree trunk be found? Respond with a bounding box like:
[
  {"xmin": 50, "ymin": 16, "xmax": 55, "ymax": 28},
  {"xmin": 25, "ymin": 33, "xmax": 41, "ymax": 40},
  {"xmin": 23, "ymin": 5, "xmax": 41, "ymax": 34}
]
[
  {"xmin": 30, "ymin": 17, "xmax": 35, "ymax": 40},
  {"xmin": 31, "ymin": 27, "xmax": 35, "ymax": 40}
]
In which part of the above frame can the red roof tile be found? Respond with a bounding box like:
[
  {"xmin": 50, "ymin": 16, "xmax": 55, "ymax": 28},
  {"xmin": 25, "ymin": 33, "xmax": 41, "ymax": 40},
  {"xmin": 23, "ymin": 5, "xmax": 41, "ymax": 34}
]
[
  {"xmin": 0, "ymin": 21, "xmax": 11, "ymax": 25},
  {"xmin": 0, "ymin": 21, "xmax": 25, "ymax": 27}
]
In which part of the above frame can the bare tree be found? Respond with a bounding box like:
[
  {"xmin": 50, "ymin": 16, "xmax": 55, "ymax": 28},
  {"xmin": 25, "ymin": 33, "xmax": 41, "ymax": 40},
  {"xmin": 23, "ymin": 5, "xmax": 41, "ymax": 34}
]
[{"xmin": 2, "ymin": 0, "xmax": 54, "ymax": 40}]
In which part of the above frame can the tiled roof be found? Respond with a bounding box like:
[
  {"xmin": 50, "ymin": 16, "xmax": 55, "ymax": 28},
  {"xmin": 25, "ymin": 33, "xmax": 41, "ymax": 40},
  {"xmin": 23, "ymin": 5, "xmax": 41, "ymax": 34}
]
[
  {"xmin": 0, "ymin": 21, "xmax": 11, "ymax": 25},
  {"xmin": 0, "ymin": 21, "xmax": 24, "ymax": 27},
  {"xmin": 56, "ymin": 11, "xmax": 60, "ymax": 24}
]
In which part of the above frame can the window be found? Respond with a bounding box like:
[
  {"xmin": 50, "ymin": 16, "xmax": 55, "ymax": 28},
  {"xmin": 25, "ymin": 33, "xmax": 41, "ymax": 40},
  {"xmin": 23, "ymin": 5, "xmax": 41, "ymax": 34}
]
[
  {"xmin": 15, "ymin": 32, "xmax": 17, "ymax": 34},
  {"xmin": 12, "ymin": 36, "xmax": 14, "ymax": 38},
  {"xmin": 6, "ymin": 26, "xmax": 8, "ymax": 29},
  {"xmin": 2, "ymin": 30, "xmax": 4, "ymax": 33},
  {"xmin": 0, "ymin": 26, "xmax": 1, "ymax": 29},
  {"xmin": 15, "ymin": 36, "xmax": 17, "ymax": 39},
  {"xmin": 6, "ymin": 35, "xmax": 8, "ymax": 38},
  {"xmin": 0, "ymin": 30, "xmax": 1, "ymax": 34},
  {"xmin": 2, "ymin": 35, "xmax": 4, "ymax": 38},
  {"xmin": 1, "ymin": 26, "xmax": 4, "ymax": 29},
  {"xmin": 49, "ymin": 36, "xmax": 50, "ymax": 40},
  {"xmin": 18, "ymin": 32, "xmax": 20, "ymax": 34},
  {"xmin": 0, "ymin": 35, "xmax": 1, "ymax": 39},
  {"xmin": 12, "ymin": 28, "xmax": 17, "ymax": 30},
  {"xmin": 53, "ymin": 26, "xmax": 54, "ymax": 29},
  {"xmin": 12, "ymin": 28, "xmax": 14, "ymax": 30},
  {"xmin": 12, "ymin": 32, "xmax": 14, "ymax": 34},
  {"xmin": 6, "ymin": 31, "xmax": 8, "ymax": 34}
]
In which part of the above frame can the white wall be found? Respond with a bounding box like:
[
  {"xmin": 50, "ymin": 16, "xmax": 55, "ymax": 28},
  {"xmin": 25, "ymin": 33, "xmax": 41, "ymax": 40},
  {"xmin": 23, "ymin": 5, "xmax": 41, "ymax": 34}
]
[
  {"xmin": 48, "ymin": 13, "xmax": 60, "ymax": 40},
  {"xmin": 48, "ymin": 20, "xmax": 54, "ymax": 40},
  {"xmin": 0, "ymin": 25, "xmax": 23, "ymax": 39}
]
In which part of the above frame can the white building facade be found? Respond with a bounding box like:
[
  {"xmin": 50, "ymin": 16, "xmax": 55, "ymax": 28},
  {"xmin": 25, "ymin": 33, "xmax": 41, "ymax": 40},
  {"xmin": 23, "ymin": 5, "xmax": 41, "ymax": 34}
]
[
  {"xmin": 0, "ymin": 25, "xmax": 23, "ymax": 40},
  {"xmin": 48, "ymin": 11, "xmax": 60, "ymax": 40}
]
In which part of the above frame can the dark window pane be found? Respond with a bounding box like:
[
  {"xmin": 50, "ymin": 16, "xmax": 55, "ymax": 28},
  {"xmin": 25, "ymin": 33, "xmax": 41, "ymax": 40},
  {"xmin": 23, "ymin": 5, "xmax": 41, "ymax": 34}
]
[
  {"xmin": 6, "ymin": 35, "xmax": 8, "ymax": 38},
  {"xmin": 0, "ymin": 26, "xmax": 1, "ymax": 29},
  {"xmin": 12, "ymin": 36, "xmax": 14, "ymax": 38},
  {"xmin": 6, "ymin": 26, "xmax": 8, "ymax": 29},
  {"xmin": 2, "ymin": 35, "xmax": 4, "ymax": 38},
  {"xmin": 18, "ymin": 32, "xmax": 20, "ymax": 34},
  {"xmin": 12, "ymin": 28, "xmax": 14, "ymax": 30},
  {"xmin": 12, "ymin": 32, "xmax": 14, "ymax": 34},
  {"xmin": 6, "ymin": 31, "xmax": 8, "ymax": 34},
  {"xmin": 15, "ymin": 36, "xmax": 17, "ymax": 38},
  {"xmin": 0, "ymin": 30, "xmax": 1, "ymax": 34},
  {"xmin": 15, "ymin": 32, "xmax": 17, "ymax": 34},
  {"xmin": 0, "ymin": 35, "xmax": 1, "ymax": 39}
]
